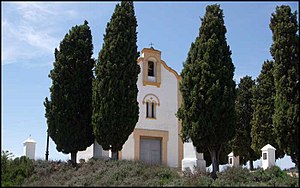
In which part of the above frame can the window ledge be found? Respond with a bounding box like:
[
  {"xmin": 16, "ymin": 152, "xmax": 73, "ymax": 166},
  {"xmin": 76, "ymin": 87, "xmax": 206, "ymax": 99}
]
[
  {"xmin": 143, "ymin": 81, "xmax": 160, "ymax": 87},
  {"xmin": 146, "ymin": 117, "xmax": 157, "ymax": 120}
]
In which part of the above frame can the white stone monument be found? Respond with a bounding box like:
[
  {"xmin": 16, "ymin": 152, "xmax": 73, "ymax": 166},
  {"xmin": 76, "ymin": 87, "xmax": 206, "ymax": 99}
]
[
  {"xmin": 93, "ymin": 141, "xmax": 109, "ymax": 159},
  {"xmin": 77, "ymin": 140, "xmax": 110, "ymax": 163},
  {"xmin": 261, "ymin": 144, "xmax": 276, "ymax": 170},
  {"xmin": 23, "ymin": 135, "xmax": 36, "ymax": 160},
  {"xmin": 182, "ymin": 140, "xmax": 206, "ymax": 173},
  {"xmin": 227, "ymin": 152, "xmax": 240, "ymax": 167}
]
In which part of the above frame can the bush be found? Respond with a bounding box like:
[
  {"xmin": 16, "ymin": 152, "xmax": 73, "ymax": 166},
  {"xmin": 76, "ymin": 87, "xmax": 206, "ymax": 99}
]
[
  {"xmin": 252, "ymin": 166, "xmax": 299, "ymax": 187},
  {"xmin": 19, "ymin": 158, "xmax": 299, "ymax": 187},
  {"xmin": 212, "ymin": 166, "xmax": 252, "ymax": 186},
  {"xmin": 181, "ymin": 167, "xmax": 213, "ymax": 186},
  {"xmin": 1, "ymin": 151, "xmax": 34, "ymax": 187}
]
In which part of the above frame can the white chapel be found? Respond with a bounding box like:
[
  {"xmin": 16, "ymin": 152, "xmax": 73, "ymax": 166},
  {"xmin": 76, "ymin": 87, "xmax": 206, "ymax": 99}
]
[{"xmin": 77, "ymin": 47, "xmax": 202, "ymax": 171}]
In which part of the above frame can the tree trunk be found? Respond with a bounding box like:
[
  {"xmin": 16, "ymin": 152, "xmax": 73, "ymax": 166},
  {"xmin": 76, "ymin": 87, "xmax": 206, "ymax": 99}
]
[
  {"xmin": 71, "ymin": 151, "xmax": 77, "ymax": 167},
  {"xmin": 112, "ymin": 151, "xmax": 118, "ymax": 160},
  {"xmin": 216, "ymin": 147, "xmax": 221, "ymax": 172},
  {"xmin": 249, "ymin": 160, "xmax": 254, "ymax": 171},
  {"xmin": 216, "ymin": 157, "xmax": 220, "ymax": 172},
  {"xmin": 210, "ymin": 149, "xmax": 218, "ymax": 180}
]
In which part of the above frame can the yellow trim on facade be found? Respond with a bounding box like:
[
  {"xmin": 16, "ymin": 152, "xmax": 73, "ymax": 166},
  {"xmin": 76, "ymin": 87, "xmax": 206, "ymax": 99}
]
[
  {"xmin": 146, "ymin": 117, "xmax": 157, "ymax": 120},
  {"xmin": 177, "ymin": 80, "xmax": 183, "ymax": 171},
  {"xmin": 142, "ymin": 58, "xmax": 148, "ymax": 85},
  {"xmin": 137, "ymin": 57, "xmax": 144, "ymax": 63},
  {"xmin": 138, "ymin": 48, "xmax": 163, "ymax": 88},
  {"xmin": 137, "ymin": 57, "xmax": 182, "ymax": 81},
  {"xmin": 141, "ymin": 47, "xmax": 162, "ymax": 55},
  {"xmin": 156, "ymin": 61, "xmax": 161, "ymax": 84},
  {"xmin": 161, "ymin": 60, "xmax": 182, "ymax": 80},
  {"xmin": 143, "ymin": 81, "xmax": 161, "ymax": 87},
  {"xmin": 142, "ymin": 58, "xmax": 161, "ymax": 87},
  {"xmin": 133, "ymin": 128, "xmax": 169, "ymax": 166}
]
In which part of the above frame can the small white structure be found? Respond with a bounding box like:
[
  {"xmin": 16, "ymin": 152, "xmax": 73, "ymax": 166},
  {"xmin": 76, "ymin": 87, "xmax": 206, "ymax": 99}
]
[
  {"xmin": 227, "ymin": 152, "xmax": 240, "ymax": 167},
  {"xmin": 23, "ymin": 135, "xmax": 36, "ymax": 160},
  {"xmin": 77, "ymin": 140, "xmax": 109, "ymax": 163},
  {"xmin": 261, "ymin": 144, "xmax": 276, "ymax": 170},
  {"xmin": 182, "ymin": 140, "xmax": 206, "ymax": 173}
]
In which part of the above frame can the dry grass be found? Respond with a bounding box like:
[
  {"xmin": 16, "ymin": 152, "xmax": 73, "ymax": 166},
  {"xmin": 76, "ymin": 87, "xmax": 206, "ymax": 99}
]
[
  {"xmin": 21, "ymin": 158, "xmax": 299, "ymax": 187},
  {"xmin": 22, "ymin": 158, "xmax": 189, "ymax": 186}
]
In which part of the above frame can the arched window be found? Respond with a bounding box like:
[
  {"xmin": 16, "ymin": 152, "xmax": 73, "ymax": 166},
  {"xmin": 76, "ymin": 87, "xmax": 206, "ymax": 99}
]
[
  {"xmin": 146, "ymin": 101, "xmax": 156, "ymax": 118},
  {"xmin": 143, "ymin": 94, "xmax": 160, "ymax": 119}
]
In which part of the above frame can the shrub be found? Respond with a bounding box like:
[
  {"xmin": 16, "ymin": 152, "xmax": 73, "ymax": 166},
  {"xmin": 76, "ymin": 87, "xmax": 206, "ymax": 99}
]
[
  {"xmin": 1, "ymin": 151, "xmax": 34, "ymax": 186},
  {"xmin": 251, "ymin": 166, "xmax": 299, "ymax": 187},
  {"xmin": 212, "ymin": 166, "xmax": 252, "ymax": 186},
  {"xmin": 181, "ymin": 167, "xmax": 213, "ymax": 186},
  {"xmin": 20, "ymin": 158, "xmax": 299, "ymax": 187}
]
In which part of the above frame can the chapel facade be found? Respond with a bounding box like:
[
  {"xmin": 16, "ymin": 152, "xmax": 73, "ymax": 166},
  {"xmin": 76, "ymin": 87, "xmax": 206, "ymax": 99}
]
[{"xmin": 77, "ymin": 47, "xmax": 185, "ymax": 169}]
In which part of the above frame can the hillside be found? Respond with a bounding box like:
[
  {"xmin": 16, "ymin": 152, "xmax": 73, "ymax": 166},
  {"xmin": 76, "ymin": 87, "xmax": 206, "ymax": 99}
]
[{"xmin": 17, "ymin": 158, "xmax": 298, "ymax": 187}]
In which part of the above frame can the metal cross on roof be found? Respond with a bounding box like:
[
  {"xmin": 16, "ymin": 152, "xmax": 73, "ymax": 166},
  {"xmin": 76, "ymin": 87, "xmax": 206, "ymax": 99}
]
[{"xmin": 149, "ymin": 42, "xmax": 154, "ymax": 48}]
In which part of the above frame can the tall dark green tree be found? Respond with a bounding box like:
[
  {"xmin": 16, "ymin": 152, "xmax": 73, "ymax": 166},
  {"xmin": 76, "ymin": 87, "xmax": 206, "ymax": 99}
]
[
  {"xmin": 44, "ymin": 20, "xmax": 95, "ymax": 165},
  {"xmin": 251, "ymin": 60, "xmax": 285, "ymax": 160},
  {"xmin": 230, "ymin": 76, "xmax": 259, "ymax": 171},
  {"xmin": 92, "ymin": 1, "xmax": 140, "ymax": 160},
  {"xmin": 177, "ymin": 4, "xmax": 236, "ymax": 179},
  {"xmin": 270, "ymin": 5, "xmax": 299, "ymax": 168}
]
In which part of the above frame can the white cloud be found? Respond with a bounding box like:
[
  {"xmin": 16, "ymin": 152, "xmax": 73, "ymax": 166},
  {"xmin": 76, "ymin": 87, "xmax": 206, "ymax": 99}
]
[
  {"xmin": 19, "ymin": 25, "xmax": 58, "ymax": 52},
  {"xmin": 15, "ymin": 3, "xmax": 58, "ymax": 23},
  {"xmin": 65, "ymin": 10, "xmax": 78, "ymax": 18},
  {"xmin": 2, "ymin": 19, "xmax": 7, "ymax": 27},
  {"xmin": 1, "ymin": 2, "xmax": 78, "ymax": 66}
]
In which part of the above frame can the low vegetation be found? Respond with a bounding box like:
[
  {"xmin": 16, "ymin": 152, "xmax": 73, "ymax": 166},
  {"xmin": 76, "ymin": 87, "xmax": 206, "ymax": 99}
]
[
  {"xmin": 213, "ymin": 166, "xmax": 299, "ymax": 187},
  {"xmin": 2, "ymin": 151, "xmax": 298, "ymax": 187},
  {"xmin": 1, "ymin": 151, "xmax": 34, "ymax": 187}
]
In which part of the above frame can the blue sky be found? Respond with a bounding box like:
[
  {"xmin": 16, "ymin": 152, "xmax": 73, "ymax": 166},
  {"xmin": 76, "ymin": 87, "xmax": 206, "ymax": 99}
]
[{"xmin": 2, "ymin": 1, "xmax": 298, "ymax": 169}]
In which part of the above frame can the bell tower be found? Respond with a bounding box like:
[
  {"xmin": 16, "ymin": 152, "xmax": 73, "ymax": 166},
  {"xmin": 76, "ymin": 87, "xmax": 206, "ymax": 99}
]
[{"xmin": 139, "ymin": 47, "xmax": 162, "ymax": 87}]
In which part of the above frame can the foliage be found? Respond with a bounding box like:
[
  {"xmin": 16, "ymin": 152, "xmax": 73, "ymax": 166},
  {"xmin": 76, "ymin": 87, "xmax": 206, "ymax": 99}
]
[
  {"xmin": 213, "ymin": 166, "xmax": 299, "ymax": 187},
  {"xmin": 250, "ymin": 60, "xmax": 285, "ymax": 159},
  {"xmin": 92, "ymin": 1, "xmax": 140, "ymax": 158},
  {"xmin": 251, "ymin": 166, "xmax": 299, "ymax": 187},
  {"xmin": 270, "ymin": 5, "xmax": 299, "ymax": 168},
  {"xmin": 230, "ymin": 76, "xmax": 259, "ymax": 168},
  {"xmin": 213, "ymin": 166, "xmax": 252, "ymax": 186},
  {"xmin": 1, "ymin": 151, "xmax": 34, "ymax": 187},
  {"xmin": 44, "ymin": 20, "xmax": 95, "ymax": 163},
  {"xmin": 177, "ymin": 4, "xmax": 236, "ymax": 178},
  {"xmin": 21, "ymin": 158, "xmax": 298, "ymax": 187},
  {"xmin": 23, "ymin": 158, "xmax": 187, "ymax": 186},
  {"xmin": 182, "ymin": 168, "xmax": 214, "ymax": 186}
]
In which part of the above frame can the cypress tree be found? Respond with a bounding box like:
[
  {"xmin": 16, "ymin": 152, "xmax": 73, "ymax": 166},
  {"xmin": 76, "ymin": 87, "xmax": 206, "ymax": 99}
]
[
  {"xmin": 92, "ymin": 1, "xmax": 140, "ymax": 160},
  {"xmin": 177, "ymin": 4, "xmax": 236, "ymax": 179},
  {"xmin": 270, "ymin": 5, "xmax": 299, "ymax": 168},
  {"xmin": 44, "ymin": 20, "xmax": 95, "ymax": 165},
  {"xmin": 230, "ymin": 76, "xmax": 259, "ymax": 171},
  {"xmin": 251, "ymin": 60, "xmax": 285, "ymax": 160}
]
